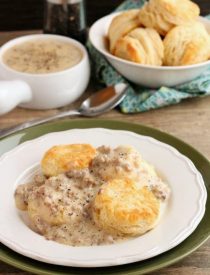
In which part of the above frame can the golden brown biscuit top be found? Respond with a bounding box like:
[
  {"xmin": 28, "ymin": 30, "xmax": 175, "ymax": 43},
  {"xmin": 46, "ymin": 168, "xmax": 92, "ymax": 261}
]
[
  {"xmin": 41, "ymin": 144, "xmax": 96, "ymax": 177},
  {"xmin": 154, "ymin": 0, "xmax": 200, "ymax": 20},
  {"xmin": 93, "ymin": 178, "xmax": 160, "ymax": 235},
  {"xmin": 108, "ymin": 9, "xmax": 140, "ymax": 53},
  {"xmin": 163, "ymin": 22, "xmax": 210, "ymax": 66}
]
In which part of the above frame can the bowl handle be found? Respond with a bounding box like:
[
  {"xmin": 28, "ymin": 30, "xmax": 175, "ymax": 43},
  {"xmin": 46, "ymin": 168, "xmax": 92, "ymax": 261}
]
[{"xmin": 0, "ymin": 80, "xmax": 32, "ymax": 115}]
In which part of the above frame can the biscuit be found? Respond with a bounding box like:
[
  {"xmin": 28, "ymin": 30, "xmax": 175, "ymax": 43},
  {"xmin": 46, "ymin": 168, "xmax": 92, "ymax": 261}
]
[
  {"xmin": 138, "ymin": 2, "xmax": 173, "ymax": 36},
  {"xmin": 114, "ymin": 27, "xmax": 164, "ymax": 65},
  {"xmin": 92, "ymin": 178, "xmax": 160, "ymax": 235},
  {"xmin": 15, "ymin": 182, "xmax": 40, "ymax": 211},
  {"xmin": 108, "ymin": 9, "xmax": 140, "ymax": 54},
  {"xmin": 163, "ymin": 22, "xmax": 210, "ymax": 66},
  {"xmin": 27, "ymin": 174, "xmax": 81, "ymax": 229},
  {"xmin": 27, "ymin": 184, "xmax": 67, "ymax": 227},
  {"xmin": 127, "ymin": 28, "xmax": 164, "ymax": 65},
  {"xmin": 41, "ymin": 144, "xmax": 96, "ymax": 177},
  {"xmin": 114, "ymin": 36, "xmax": 147, "ymax": 63},
  {"xmin": 138, "ymin": 0, "xmax": 200, "ymax": 36},
  {"xmin": 91, "ymin": 145, "xmax": 145, "ymax": 181}
]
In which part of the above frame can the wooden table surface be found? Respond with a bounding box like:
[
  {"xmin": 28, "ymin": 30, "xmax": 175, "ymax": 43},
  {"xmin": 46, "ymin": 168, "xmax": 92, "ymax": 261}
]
[{"xmin": 0, "ymin": 30, "xmax": 210, "ymax": 275}]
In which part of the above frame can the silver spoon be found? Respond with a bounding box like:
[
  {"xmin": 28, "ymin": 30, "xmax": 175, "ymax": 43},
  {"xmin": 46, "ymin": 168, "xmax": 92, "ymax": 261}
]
[{"xmin": 0, "ymin": 83, "xmax": 128, "ymax": 138}]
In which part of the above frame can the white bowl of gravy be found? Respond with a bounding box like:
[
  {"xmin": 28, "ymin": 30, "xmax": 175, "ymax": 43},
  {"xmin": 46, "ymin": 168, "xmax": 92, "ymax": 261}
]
[{"xmin": 0, "ymin": 34, "xmax": 90, "ymax": 115}]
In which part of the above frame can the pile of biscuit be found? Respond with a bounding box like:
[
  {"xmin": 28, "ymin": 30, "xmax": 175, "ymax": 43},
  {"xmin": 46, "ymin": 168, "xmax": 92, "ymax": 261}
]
[{"xmin": 108, "ymin": 0, "xmax": 210, "ymax": 66}]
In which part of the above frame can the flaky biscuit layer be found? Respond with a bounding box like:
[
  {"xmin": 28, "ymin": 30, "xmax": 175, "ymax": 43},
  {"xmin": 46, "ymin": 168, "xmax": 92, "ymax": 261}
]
[
  {"xmin": 108, "ymin": 9, "xmax": 140, "ymax": 54},
  {"xmin": 93, "ymin": 178, "xmax": 160, "ymax": 236},
  {"xmin": 114, "ymin": 27, "xmax": 164, "ymax": 65},
  {"xmin": 164, "ymin": 22, "xmax": 210, "ymax": 66},
  {"xmin": 41, "ymin": 144, "xmax": 96, "ymax": 177},
  {"xmin": 138, "ymin": 0, "xmax": 200, "ymax": 36}
]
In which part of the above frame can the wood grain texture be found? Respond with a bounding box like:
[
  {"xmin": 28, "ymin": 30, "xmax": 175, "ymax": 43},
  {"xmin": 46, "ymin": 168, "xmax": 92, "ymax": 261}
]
[
  {"xmin": 0, "ymin": 25, "xmax": 210, "ymax": 274},
  {"xmin": 0, "ymin": 0, "xmax": 209, "ymax": 31}
]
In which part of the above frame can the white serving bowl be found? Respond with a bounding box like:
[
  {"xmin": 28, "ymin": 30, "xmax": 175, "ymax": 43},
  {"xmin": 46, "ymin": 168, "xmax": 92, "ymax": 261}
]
[
  {"xmin": 0, "ymin": 34, "xmax": 90, "ymax": 115},
  {"xmin": 89, "ymin": 12, "xmax": 210, "ymax": 88}
]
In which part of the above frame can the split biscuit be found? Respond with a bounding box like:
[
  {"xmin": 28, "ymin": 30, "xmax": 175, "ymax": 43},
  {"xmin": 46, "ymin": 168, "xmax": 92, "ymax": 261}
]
[
  {"xmin": 92, "ymin": 178, "xmax": 160, "ymax": 236},
  {"xmin": 108, "ymin": 9, "xmax": 140, "ymax": 54},
  {"xmin": 27, "ymin": 175, "xmax": 72, "ymax": 228},
  {"xmin": 91, "ymin": 145, "xmax": 144, "ymax": 182},
  {"xmin": 41, "ymin": 144, "xmax": 96, "ymax": 177},
  {"xmin": 163, "ymin": 22, "xmax": 210, "ymax": 66},
  {"xmin": 114, "ymin": 36, "xmax": 147, "ymax": 64},
  {"xmin": 27, "ymin": 185, "xmax": 66, "ymax": 227},
  {"xmin": 138, "ymin": 0, "xmax": 200, "ymax": 36},
  {"xmin": 114, "ymin": 27, "xmax": 164, "ymax": 65}
]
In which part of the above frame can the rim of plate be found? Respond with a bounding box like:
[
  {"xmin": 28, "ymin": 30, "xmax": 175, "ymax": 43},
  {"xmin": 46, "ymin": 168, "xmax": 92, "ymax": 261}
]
[{"xmin": 0, "ymin": 128, "xmax": 207, "ymax": 267}]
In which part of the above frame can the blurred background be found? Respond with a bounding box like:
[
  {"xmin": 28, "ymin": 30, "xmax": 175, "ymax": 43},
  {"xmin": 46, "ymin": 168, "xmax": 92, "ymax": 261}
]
[{"xmin": 0, "ymin": 0, "xmax": 209, "ymax": 31}]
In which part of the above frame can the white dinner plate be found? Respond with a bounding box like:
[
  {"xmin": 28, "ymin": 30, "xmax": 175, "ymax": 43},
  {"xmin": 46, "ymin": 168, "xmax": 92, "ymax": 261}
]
[{"xmin": 0, "ymin": 128, "xmax": 207, "ymax": 267}]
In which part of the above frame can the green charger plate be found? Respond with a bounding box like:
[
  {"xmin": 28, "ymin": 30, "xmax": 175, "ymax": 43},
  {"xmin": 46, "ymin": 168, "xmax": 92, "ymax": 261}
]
[{"xmin": 0, "ymin": 119, "xmax": 210, "ymax": 275}]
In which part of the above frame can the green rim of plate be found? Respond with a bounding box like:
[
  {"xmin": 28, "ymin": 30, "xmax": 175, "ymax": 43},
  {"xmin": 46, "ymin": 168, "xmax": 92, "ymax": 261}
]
[{"xmin": 0, "ymin": 119, "xmax": 210, "ymax": 275}]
